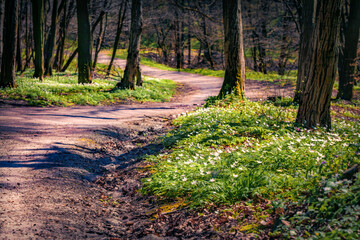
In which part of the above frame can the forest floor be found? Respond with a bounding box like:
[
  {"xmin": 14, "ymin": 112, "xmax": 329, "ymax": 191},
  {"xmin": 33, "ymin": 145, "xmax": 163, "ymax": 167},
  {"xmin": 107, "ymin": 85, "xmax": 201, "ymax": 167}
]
[{"xmin": 0, "ymin": 54, "xmax": 304, "ymax": 239}]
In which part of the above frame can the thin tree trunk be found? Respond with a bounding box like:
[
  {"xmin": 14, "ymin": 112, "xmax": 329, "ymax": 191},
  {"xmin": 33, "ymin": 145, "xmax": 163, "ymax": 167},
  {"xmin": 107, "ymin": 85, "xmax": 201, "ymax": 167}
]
[
  {"xmin": 24, "ymin": 0, "xmax": 31, "ymax": 71},
  {"xmin": 76, "ymin": 0, "xmax": 92, "ymax": 83},
  {"xmin": 32, "ymin": 0, "xmax": 44, "ymax": 81},
  {"xmin": 258, "ymin": 0, "xmax": 268, "ymax": 74},
  {"xmin": 337, "ymin": 0, "xmax": 360, "ymax": 100},
  {"xmin": 0, "ymin": 0, "xmax": 18, "ymax": 88},
  {"xmin": 278, "ymin": 5, "xmax": 290, "ymax": 76},
  {"xmin": 294, "ymin": 0, "xmax": 316, "ymax": 103},
  {"xmin": 0, "ymin": 0, "xmax": 3, "ymax": 67},
  {"xmin": 93, "ymin": 13, "xmax": 106, "ymax": 70},
  {"xmin": 16, "ymin": 0, "xmax": 23, "ymax": 72},
  {"xmin": 187, "ymin": 20, "xmax": 191, "ymax": 66},
  {"xmin": 107, "ymin": 0, "xmax": 127, "ymax": 75},
  {"xmin": 296, "ymin": 0, "xmax": 343, "ymax": 128},
  {"xmin": 44, "ymin": 0, "xmax": 59, "ymax": 76},
  {"xmin": 119, "ymin": 0, "xmax": 142, "ymax": 89},
  {"xmin": 218, "ymin": 0, "xmax": 245, "ymax": 99}
]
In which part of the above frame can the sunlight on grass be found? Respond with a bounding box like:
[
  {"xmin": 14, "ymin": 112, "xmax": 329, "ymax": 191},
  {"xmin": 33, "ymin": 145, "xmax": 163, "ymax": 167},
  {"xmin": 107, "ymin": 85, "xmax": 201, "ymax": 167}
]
[
  {"xmin": 141, "ymin": 95, "xmax": 360, "ymax": 238},
  {"xmin": 0, "ymin": 72, "xmax": 177, "ymax": 106}
]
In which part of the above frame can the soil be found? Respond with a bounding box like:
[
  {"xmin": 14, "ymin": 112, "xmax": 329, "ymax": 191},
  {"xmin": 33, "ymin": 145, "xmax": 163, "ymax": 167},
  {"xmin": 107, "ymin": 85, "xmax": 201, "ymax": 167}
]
[{"xmin": 0, "ymin": 54, "xmax": 294, "ymax": 239}]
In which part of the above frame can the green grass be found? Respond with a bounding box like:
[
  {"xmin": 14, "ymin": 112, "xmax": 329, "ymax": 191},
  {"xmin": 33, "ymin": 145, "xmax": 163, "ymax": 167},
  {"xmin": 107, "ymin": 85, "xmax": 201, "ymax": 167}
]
[
  {"xmin": 109, "ymin": 49, "xmax": 297, "ymax": 83},
  {"xmin": 0, "ymin": 71, "xmax": 177, "ymax": 106},
  {"xmin": 141, "ymin": 95, "xmax": 360, "ymax": 238}
]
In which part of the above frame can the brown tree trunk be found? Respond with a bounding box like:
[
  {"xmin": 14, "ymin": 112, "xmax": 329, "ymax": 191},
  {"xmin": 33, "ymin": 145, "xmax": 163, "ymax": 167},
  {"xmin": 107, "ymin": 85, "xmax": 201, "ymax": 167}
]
[
  {"xmin": 16, "ymin": 0, "xmax": 23, "ymax": 72},
  {"xmin": 294, "ymin": 0, "xmax": 316, "ymax": 103},
  {"xmin": 93, "ymin": 13, "xmax": 106, "ymax": 71},
  {"xmin": 32, "ymin": 0, "xmax": 45, "ymax": 81},
  {"xmin": 119, "ymin": 0, "xmax": 142, "ymax": 89},
  {"xmin": 107, "ymin": 0, "xmax": 128, "ymax": 75},
  {"xmin": 278, "ymin": 5, "xmax": 290, "ymax": 76},
  {"xmin": 296, "ymin": 0, "xmax": 344, "ymax": 128},
  {"xmin": 337, "ymin": 0, "xmax": 360, "ymax": 100},
  {"xmin": 175, "ymin": 0, "xmax": 184, "ymax": 69},
  {"xmin": 218, "ymin": 0, "xmax": 245, "ymax": 99},
  {"xmin": 44, "ymin": 0, "xmax": 59, "ymax": 76},
  {"xmin": 0, "ymin": 0, "xmax": 18, "ymax": 88},
  {"xmin": 0, "ymin": 0, "xmax": 3, "ymax": 67},
  {"xmin": 24, "ymin": 0, "xmax": 31, "ymax": 71},
  {"xmin": 76, "ymin": 0, "xmax": 92, "ymax": 83}
]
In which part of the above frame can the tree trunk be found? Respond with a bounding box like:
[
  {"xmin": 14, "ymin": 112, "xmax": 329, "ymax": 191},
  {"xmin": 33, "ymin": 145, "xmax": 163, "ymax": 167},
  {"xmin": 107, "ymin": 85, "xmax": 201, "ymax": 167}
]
[
  {"xmin": 251, "ymin": 30, "xmax": 258, "ymax": 71},
  {"xmin": 187, "ymin": 20, "xmax": 191, "ymax": 66},
  {"xmin": 119, "ymin": 0, "xmax": 142, "ymax": 89},
  {"xmin": 296, "ymin": 0, "xmax": 343, "ymax": 129},
  {"xmin": 0, "ymin": 0, "xmax": 3, "ymax": 67},
  {"xmin": 32, "ymin": 0, "xmax": 45, "ymax": 81},
  {"xmin": 0, "ymin": 0, "xmax": 18, "ymax": 88},
  {"xmin": 175, "ymin": 0, "xmax": 184, "ymax": 69},
  {"xmin": 93, "ymin": 14, "xmax": 105, "ymax": 70},
  {"xmin": 294, "ymin": 0, "xmax": 316, "ymax": 103},
  {"xmin": 44, "ymin": 0, "xmax": 59, "ymax": 76},
  {"xmin": 278, "ymin": 5, "xmax": 290, "ymax": 76},
  {"xmin": 76, "ymin": 0, "xmax": 92, "ymax": 83},
  {"xmin": 218, "ymin": 0, "xmax": 245, "ymax": 99},
  {"xmin": 337, "ymin": 0, "xmax": 360, "ymax": 100},
  {"xmin": 16, "ymin": 0, "xmax": 23, "ymax": 72},
  {"xmin": 62, "ymin": 9, "xmax": 104, "ymax": 73},
  {"xmin": 258, "ymin": 0, "xmax": 268, "ymax": 74},
  {"xmin": 107, "ymin": 0, "xmax": 128, "ymax": 75},
  {"xmin": 24, "ymin": 0, "xmax": 31, "ymax": 71}
]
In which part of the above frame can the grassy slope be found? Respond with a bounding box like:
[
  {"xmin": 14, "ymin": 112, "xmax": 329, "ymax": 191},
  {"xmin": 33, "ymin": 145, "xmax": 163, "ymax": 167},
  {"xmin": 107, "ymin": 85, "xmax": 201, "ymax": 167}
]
[
  {"xmin": 0, "ymin": 68, "xmax": 177, "ymax": 107},
  {"xmin": 141, "ymin": 96, "xmax": 360, "ymax": 239}
]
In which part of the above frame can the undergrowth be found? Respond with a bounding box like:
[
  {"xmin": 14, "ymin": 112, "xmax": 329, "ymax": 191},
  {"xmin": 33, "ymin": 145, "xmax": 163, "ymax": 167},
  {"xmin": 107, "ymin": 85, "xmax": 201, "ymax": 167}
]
[
  {"xmin": 141, "ymin": 95, "xmax": 360, "ymax": 239},
  {"xmin": 0, "ymin": 71, "xmax": 176, "ymax": 106}
]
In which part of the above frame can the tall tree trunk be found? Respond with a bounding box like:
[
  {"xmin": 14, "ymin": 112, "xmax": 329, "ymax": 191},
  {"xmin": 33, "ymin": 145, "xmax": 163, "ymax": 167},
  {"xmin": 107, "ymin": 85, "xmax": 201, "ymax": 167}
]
[
  {"xmin": 107, "ymin": 0, "xmax": 127, "ymax": 75},
  {"xmin": 44, "ymin": 0, "xmax": 58, "ymax": 76},
  {"xmin": 294, "ymin": 0, "xmax": 316, "ymax": 103},
  {"xmin": 175, "ymin": 0, "xmax": 184, "ymax": 69},
  {"xmin": 16, "ymin": 0, "xmax": 23, "ymax": 72},
  {"xmin": 251, "ymin": 31, "xmax": 258, "ymax": 72},
  {"xmin": 187, "ymin": 20, "xmax": 191, "ymax": 66},
  {"xmin": 0, "ymin": 0, "xmax": 3, "ymax": 67},
  {"xmin": 32, "ymin": 0, "xmax": 44, "ymax": 81},
  {"xmin": 76, "ymin": 0, "xmax": 92, "ymax": 83},
  {"xmin": 296, "ymin": 0, "xmax": 343, "ymax": 128},
  {"xmin": 24, "ymin": 0, "xmax": 31, "ymax": 71},
  {"xmin": 337, "ymin": 0, "xmax": 360, "ymax": 100},
  {"xmin": 218, "ymin": 0, "xmax": 245, "ymax": 99},
  {"xmin": 119, "ymin": 0, "xmax": 142, "ymax": 89},
  {"xmin": 0, "ymin": 0, "xmax": 18, "ymax": 88},
  {"xmin": 278, "ymin": 5, "xmax": 290, "ymax": 76},
  {"xmin": 201, "ymin": 17, "xmax": 215, "ymax": 70}
]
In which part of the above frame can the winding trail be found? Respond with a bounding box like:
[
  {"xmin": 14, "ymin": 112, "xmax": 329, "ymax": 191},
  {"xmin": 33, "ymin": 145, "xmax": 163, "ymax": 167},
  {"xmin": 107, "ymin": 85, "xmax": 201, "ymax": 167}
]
[{"xmin": 0, "ymin": 54, "xmax": 293, "ymax": 239}]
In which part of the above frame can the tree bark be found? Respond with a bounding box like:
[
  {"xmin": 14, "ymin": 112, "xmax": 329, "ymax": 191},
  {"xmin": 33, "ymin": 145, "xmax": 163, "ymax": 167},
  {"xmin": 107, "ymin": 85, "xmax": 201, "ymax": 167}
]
[
  {"xmin": 119, "ymin": 0, "xmax": 142, "ymax": 89},
  {"xmin": 76, "ymin": 0, "xmax": 92, "ymax": 83},
  {"xmin": 23, "ymin": 0, "xmax": 32, "ymax": 71},
  {"xmin": 258, "ymin": 0, "xmax": 268, "ymax": 74},
  {"xmin": 294, "ymin": 0, "xmax": 316, "ymax": 103},
  {"xmin": 218, "ymin": 0, "xmax": 245, "ymax": 99},
  {"xmin": 0, "ymin": 0, "xmax": 18, "ymax": 88},
  {"xmin": 93, "ymin": 13, "xmax": 106, "ymax": 70},
  {"xmin": 296, "ymin": 0, "xmax": 344, "ymax": 128},
  {"xmin": 337, "ymin": 0, "xmax": 360, "ymax": 100},
  {"xmin": 44, "ymin": 0, "xmax": 59, "ymax": 76},
  {"xmin": 32, "ymin": 0, "xmax": 45, "ymax": 81},
  {"xmin": 107, "ymin": 0, "xmax": 128, "ymax": 75},
  {"xmin": 16, "ymin": 0, "xmax": 23, "ymax": 72},
  {"xmin": 0, "ymin": 0, "xmax": 3, "ymax": 67}
]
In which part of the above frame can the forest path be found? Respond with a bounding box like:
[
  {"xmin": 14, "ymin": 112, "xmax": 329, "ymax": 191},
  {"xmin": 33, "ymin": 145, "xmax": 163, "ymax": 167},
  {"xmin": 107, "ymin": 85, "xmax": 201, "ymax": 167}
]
[{"xmin": 0, "ymin": 54, "xmax": 293, "ymax": 239}]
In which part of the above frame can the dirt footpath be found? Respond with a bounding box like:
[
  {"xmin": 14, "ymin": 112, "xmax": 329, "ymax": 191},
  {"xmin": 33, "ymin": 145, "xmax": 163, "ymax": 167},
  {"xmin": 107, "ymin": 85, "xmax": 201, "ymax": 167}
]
[{"xmin": 0, "ymin": 55, "xmax": 293, "ymax": 239}]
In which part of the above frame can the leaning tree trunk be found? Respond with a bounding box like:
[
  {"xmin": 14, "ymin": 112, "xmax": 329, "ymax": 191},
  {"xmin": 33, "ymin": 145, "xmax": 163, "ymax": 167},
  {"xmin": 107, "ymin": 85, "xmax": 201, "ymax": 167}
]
[
  {"xmin": 119, "ymin": 0, "xmax": 142, "ymax": 89},
  {"xmin": 44, "ymin": 0, "xmax": 59, "ymax": 76},
  {"xmin": 296, "ymin": 0, "xmax": 343, "ymax": 129},
  {"xmin": 294, "ymin": 0, "xmax": 316, "ymax": 103},
  {"xmin": 76, "ymin": 0, "xmax": 92, "ymax": 83},
  {"xmin": 0, "ymin": 0, "xmax": 18, "ymax": 88},
  {"xmin": 31, "ymin": 0, "xmax": 44, "ymax": 81},
  {"xmin": 218, "ymin": 0, "xmax": 245, "ymax": 99},
  {"xmin": 337, "ymin": 0, "xmax": 360, "ymax": 101},
  {"xmin": 93, "ymin": 14, "xmax": 106, "ymax": 70},
  {"xmin": 107, "ymin": 0, "xmax": 128, "ymax": 76}
]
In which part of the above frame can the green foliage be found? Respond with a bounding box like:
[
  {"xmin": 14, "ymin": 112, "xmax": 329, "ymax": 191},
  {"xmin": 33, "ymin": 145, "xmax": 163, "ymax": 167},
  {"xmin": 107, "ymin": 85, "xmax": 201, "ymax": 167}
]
[
  {"xmin": 0, "ymin": 72, "xmax": 177, "ymax": 106},
  {"xmin": 141, "ymin": 96, "xmax": 360, "ymax": 238}
]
